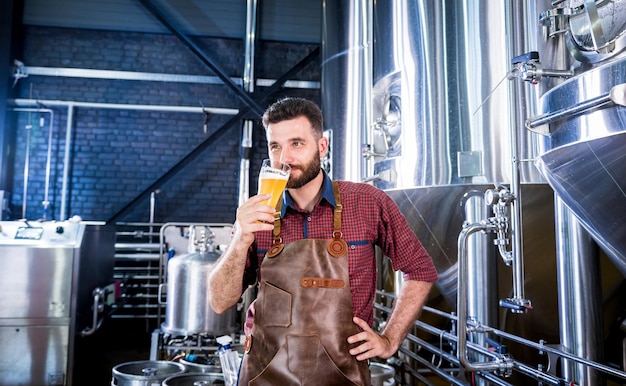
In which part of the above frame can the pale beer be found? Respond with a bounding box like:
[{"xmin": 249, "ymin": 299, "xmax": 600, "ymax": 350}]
[{"xmin": 258, "ymin": 162, "xmax": 290, "ymax": 208}]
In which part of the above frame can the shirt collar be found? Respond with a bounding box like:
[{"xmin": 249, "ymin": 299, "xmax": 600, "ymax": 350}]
[{"xmin": 281, "ymin": 169, "xmax": 336, "ymax": 216}]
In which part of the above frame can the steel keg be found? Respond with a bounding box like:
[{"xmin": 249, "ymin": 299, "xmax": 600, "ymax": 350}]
[
  {"xmin": 162, "ymin": 373, "xmax": 224, "ymax": 386},
  {"xmin": 179, "ymin": 354, "xmax": 221, "ymax": 374},
  {"xmin": 110, "ymin": 360, "xmax": 185, "ymax": 386}
]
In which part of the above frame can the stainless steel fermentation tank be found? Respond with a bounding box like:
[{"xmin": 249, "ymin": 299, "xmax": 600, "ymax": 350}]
[
  {"xmin": 322, "ymin": 0, "xmax": 626, "ymax": 384},
  {"xmin": 322, "ymin": 0, "xmax": 552, "ymax": 312},
  {"xmin": 0, "ymin": 220, "xmax": 115, "ymax": 386}
]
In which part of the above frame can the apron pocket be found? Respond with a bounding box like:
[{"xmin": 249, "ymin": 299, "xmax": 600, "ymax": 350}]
[
  {"xmin": 287, "ymin": 334, "xmax": 319, "ymax": 372},
  {"xmin": 249, "ymin": 335, "xmax": 362, "ymax": 386},
  {"xmin": 261, "ymin": 281, "xmax": 292, "ymax": 327}
]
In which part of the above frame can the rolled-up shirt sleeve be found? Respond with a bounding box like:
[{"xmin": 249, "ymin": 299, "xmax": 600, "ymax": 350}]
[{"xmin": 376, "ymin": 189, "xmax": 439, "ymax": 283}]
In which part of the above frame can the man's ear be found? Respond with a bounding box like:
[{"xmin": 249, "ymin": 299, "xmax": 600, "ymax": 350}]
[{"xmin": 318, "ymin": 136, "xmax": 329, "ymax": 158}]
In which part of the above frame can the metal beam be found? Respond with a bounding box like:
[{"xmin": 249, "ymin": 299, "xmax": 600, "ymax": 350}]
[
  {"xmin": 138, "ymin": 0, "xmax": 266, "ymax": 116},
  {"xmin": 0, "ymin": 0, "xmax": 22, "ymax": 195},
  {"xmin": 107, "ymin": 47, "xmax": 320, "ymax": 223}
]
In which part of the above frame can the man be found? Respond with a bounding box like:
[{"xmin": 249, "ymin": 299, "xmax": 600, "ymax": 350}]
[{"xmin": 209, "ymin": 97, "xmax": 438, "ymax": 385}]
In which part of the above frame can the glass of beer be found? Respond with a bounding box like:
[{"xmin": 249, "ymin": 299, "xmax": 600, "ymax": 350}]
[{"xmin": 258, "ymin": 159, "xmax": 291, "ymax": 209}]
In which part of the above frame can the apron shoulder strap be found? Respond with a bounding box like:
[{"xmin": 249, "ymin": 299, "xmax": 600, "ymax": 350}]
[{"xmin": 267, "ymin": 179, "xmax": 347, "ymax": 258}]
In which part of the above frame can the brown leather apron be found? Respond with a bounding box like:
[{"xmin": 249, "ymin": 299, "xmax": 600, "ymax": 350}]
[{"xmin": 238, "ymin": 181, "xmax": 371, "ymax": 386}]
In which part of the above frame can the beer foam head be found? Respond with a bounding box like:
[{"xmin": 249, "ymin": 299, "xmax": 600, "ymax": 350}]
[{"xmin": 259, "ymin": 167, "xmax": 289, "ymax": 180}]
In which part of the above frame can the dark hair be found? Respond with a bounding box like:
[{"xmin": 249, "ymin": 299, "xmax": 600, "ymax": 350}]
[{"xmin": 262, "ymin": 97, "xmax": 323, "ymax": 139}]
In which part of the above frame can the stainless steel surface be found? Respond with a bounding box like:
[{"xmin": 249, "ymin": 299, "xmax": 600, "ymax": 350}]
[
  {"xmin": 321, "ymin": 0, "xmax": 372, "ymax": 182},
  {"xmin": 526, "ymin": 84, "xmax": 624, "ymax": 132},
  {"xmin": 526, "ymin": 2, "xmax": 626, "ymax": 384},
  {"xmin": 0, "ymin": 242, "xmax": 74, "ymax": 319},
  {"xmin": 534, "ymin": 57, "xmax": 626, "ymax": 276},
  {"xmin": 457, "ymin": 220, "xmax": 513, "ymax": 374},
  {"xmin": 462, "ymin": 191, "xmax": 496, "ymax": 380},
  {"xmin": 555, "ymin": 198, "xmax": 604, "ymax": 385},
  {"xmin": 357, "ymin": 1, "xmax": 546, "ymax": 308},
  {"xmin": 0, "ymin": 324, "xmax": 70, "ymax": 386},
  {"xmin": 179, "ymin": 357, "xmax": 221, "ymax": 374},
  {"xmin": 111, "ymin": 361, "xmax": 186, "ymax": 386},
  {"xmin": 318, "ymin": 0, "xmax": 626, "ymax": 384},
  {"xmin": 386, "ymin": 184, "xmax": 555, "ymax": 309},
  {"xmin": 0, "ymin": 220, "xmax": 115, "ymax": 386},
  {"xmin": 162, "ymin": 373, "xmax": 224, "ymax": 386},
  {"xmin": 368, "ymin": 1, "xmax": 543, "ymax": 189},
  {"xmin": 160, "ymin": 249, "xmax": 237, "ymax": 336},
  {"xmin": 385, "ymin": 185, "xmax": 472, "ymax": 306},
  {"xmin": 567, "ymin": 0, "xmax": 626, "ymax": 62},
  {"xmin": 161, "ymin": 225, "xmax": 237, "ymax": 336},
  {"xmin": 369, "ymin": 362, "xmax": 395, "ymax": 386}
]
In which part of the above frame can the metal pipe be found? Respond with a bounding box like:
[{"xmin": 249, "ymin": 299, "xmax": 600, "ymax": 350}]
[
  {"xmin": 12, "ymin": 98, "xmax": 239, "ymax": 115},
  {"xmin": 60, "ymin": 103, "xmax": 73, "ymax": 220},
  {"xmin": 21, "ymin": 65, "xmax": 319, "ymax": 89},
  {"xmin": 377, "ymin": 296, "xmax": 626, "ymax": 383},
  {"xmin": 238, "ymin": 130, "xmax": 252, "ymax": 207},
  {"xmin": 508, "ymin": 128, "xmax": 529, "ymax": 311},
  {"xmin": 555, "ymin": 197, "xmax": 604, "ymax": 385},
  {"xmin": 457, "ymin": 221, "xmax": 514, "ymax": 373},
  {"xmin": 526, "ymin": 92, "xmax": 612, "ymax": 129},
  {"xmin": 21, "ymin": 117, "xmax": 32, "ymax": 219},
  {"xmin": 243, "ymin": 0, "xmax": 257, "ymax": 95},
  {"xmin": 237, "ymin": 0, "xmax": 259, "ymax": 336},
  {"xmin": 462, "ymin": 191, "xmax": 495, "ymax": 386},
  {"xmin": 238, "ymin": 0, "xmax": 257, "ymax": 206},
  {"xmin": 13, "ymin": 108, "xmax": 55, "ymax": 220},
  {"xmin": 503, "ymin": 0, "xmax": 532, "ymax": 313},
  {"xmin": 41, "ymin": 110, "xmax": 54, "ymax": 220}
]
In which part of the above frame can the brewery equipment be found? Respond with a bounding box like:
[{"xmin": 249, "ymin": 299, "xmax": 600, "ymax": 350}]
[
  {"xmin": 150, "ymin": 223, "xmax": 240, "ymax": 365},
  {"xmin": 322, "ymin": 0, "xmax": 626, "ymax": 384},
  {"xmin": 0, "ymin": 219, "xmax": 115, "ymax": 386},
  {"xmin": 110, "ymin": 360, "xmax": 186, "ymax": 386},
  {"xmin": 160, "ymin": 224, "xmax": 237, "ymax": 337}
]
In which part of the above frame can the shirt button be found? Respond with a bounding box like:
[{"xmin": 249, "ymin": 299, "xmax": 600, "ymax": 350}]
[
  {"xmin": 350, "ymin": 245, "xmax": 356, "ymax": 249},
  {"xmin": 307, "ymin": 216, "xmax": 312, "ymax": 222}
]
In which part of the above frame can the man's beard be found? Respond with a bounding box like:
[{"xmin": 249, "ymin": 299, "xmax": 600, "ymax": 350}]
[{"xmin": 286, "ymin": 156, "xmax": 321, "ymax": 189}]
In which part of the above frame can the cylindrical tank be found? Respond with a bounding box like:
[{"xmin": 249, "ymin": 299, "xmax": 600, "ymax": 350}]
[
  {"xmin": 110, "ymin": 361, "xmax": 185, "ymax": 386},
  {"xmin": 531, "ymin": 2, "xmax": 626, "ymax": 383},
  {"xmin": 322, "ymin": 0, "xmax": 549, "ymax": 307},
  {"xmin": 161, "ymin": 226, "xmax": 237, "ymax": 336}
]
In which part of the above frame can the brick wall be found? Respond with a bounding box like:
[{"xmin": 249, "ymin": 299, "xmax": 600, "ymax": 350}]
[{"xmin": 9, "ymin": 26, "xmax": 320, "ymax": 223}]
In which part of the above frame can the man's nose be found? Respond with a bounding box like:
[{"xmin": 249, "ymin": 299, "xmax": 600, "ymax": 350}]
[{"xmin": 278, "ymin": 150, "xmax": 293, "ymax": 165}]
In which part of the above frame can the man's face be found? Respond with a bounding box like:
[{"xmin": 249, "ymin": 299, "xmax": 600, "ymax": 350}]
[{"xmin": 266, "ymin": 116, "xmax": 328, "ymax": 189}]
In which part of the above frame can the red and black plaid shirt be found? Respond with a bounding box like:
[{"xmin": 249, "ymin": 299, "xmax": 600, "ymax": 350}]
[{"xmin": 242, "ymin": 171, "xmax": 438, "ymax": 326}]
